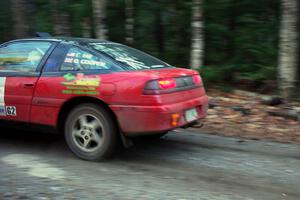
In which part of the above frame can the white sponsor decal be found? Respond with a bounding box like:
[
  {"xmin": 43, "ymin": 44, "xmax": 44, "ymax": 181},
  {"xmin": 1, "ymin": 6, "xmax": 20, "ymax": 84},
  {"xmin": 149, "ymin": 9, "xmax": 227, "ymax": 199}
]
[
  {"xmin": 6, "ymin": 106, "xmax": 17, "ymax": 116},
  {"xmin": 0, "ymin": 106, "xmax": 5, "ymax": 116},
  {"xmin": 0, "ymin": 77, "xmax": 5, "ymax": 105},
  {"xmin": 0, "ymin": 77, "xmax": 6, "ymax": 116},
  {"xmin": 0, "ymin": 77, "xmax": 17, "ymax": 116}
]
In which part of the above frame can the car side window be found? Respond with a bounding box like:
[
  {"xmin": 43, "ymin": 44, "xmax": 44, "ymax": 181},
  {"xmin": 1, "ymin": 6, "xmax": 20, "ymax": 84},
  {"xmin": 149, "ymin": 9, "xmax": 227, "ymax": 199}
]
[
  {"xmin": 0, "ymin": 42, "xmax": 52, "ymax": 73},
  {"xmin": 60, "ymin": 47, "xmax": 113, "ymax": 71}
]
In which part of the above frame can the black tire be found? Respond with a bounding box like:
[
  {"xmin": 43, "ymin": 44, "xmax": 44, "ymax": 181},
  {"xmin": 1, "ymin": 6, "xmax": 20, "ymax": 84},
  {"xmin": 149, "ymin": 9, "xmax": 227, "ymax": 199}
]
[{"xmin": 64, "ymin": 103, "xmax": 118, "ymax": 161}]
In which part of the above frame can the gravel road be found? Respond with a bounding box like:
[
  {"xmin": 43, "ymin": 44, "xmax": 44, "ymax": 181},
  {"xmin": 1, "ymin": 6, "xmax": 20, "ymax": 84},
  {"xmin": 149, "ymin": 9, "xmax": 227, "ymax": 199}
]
[{"xmin": 0, "ymin": 127, "xmax": 299, "ymax": 200}]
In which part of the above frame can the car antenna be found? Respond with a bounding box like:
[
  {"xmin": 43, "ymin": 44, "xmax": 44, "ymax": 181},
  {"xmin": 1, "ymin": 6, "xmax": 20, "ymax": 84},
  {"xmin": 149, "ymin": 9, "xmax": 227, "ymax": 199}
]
[{"xmin": 35, "ymin": 32, "xmax": 52, "ymax": 37}]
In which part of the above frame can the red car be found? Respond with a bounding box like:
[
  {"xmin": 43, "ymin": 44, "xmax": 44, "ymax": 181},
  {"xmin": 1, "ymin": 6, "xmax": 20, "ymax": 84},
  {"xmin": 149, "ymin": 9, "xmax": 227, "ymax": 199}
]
[{"xmin": 0, "ymin": 35, "xmax": 208, "ymax": 161}]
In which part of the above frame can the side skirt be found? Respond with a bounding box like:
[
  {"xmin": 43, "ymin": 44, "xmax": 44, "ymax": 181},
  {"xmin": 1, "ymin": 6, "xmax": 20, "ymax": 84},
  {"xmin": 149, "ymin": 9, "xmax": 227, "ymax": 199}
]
[{"xmin": 0, "ymin": 119, "xmax": 58, "ymax": 134}]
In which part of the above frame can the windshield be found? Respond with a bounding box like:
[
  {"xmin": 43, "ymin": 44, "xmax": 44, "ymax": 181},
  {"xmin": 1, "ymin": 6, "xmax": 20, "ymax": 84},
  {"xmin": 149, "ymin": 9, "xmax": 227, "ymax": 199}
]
[{"xmin": 89, "ymin": 43, "xmax": 172, "ymax": 70}]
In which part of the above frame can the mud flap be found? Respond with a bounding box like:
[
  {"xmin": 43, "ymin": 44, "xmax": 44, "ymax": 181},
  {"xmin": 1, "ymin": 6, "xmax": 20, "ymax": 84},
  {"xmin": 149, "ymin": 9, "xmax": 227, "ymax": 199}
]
[{"xmin": 120, "ymin": 133, "xmax": 133, "ymax": 148}]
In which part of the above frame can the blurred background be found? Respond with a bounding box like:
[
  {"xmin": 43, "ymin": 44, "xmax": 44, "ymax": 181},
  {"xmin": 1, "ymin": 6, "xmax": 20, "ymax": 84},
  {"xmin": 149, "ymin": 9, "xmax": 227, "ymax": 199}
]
[{"xmin": 0, "ymin": 0, "xmax": 299, "ymax": 142}]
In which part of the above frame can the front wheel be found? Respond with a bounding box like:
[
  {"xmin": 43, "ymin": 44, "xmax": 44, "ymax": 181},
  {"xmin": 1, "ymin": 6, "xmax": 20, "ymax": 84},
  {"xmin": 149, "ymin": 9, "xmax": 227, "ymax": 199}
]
[{"xmin": 64, "ymin": 103, "xmax": 118, "ymax": 161}]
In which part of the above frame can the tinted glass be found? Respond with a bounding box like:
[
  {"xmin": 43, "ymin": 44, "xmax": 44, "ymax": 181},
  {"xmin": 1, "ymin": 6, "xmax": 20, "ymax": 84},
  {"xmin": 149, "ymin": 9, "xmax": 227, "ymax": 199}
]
[
  {"xmin": 89, "ymin": 43, "xmax": 172, "ymax": 70},
  {"xmin": 60, "ymin": 47, "xmax": 115, "ymax": 71},
  {"xmin": 0, "ymin": 42, "xmax": 52, "ymax": 72}
]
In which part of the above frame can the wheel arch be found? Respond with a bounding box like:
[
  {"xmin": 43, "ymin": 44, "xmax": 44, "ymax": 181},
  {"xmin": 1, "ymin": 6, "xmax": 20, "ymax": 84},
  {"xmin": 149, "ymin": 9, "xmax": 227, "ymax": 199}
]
[{"xmin": 57, "ymin": 96, "xmax": 120, "ymax": 134}]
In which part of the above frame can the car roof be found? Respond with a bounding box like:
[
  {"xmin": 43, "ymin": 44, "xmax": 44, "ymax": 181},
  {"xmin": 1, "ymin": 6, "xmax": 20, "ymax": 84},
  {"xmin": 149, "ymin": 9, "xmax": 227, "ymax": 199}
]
[{"xmin": 9, "ymin": 37, "xmax": 119, "ymax": 46}]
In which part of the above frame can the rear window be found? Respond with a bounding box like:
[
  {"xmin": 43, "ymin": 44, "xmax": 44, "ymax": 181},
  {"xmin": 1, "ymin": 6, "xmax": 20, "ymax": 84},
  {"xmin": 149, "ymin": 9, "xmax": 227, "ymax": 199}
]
[
  {"xmin": 60, "ymin": 46, "xmax": 116, "ymax": 72},
  {"xmin": 89, "ymin": 43, "xmax": 172, "ymax": 70}
]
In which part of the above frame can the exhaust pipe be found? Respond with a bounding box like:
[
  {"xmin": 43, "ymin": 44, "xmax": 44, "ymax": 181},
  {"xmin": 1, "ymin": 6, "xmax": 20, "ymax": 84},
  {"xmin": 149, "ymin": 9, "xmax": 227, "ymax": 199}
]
[
  {"xmin": 181, "ymin": 120, "xmax": 203, "ymax": 129},
  {"xmin": 192, "ymin": 121, "xmax": 204, "ymax": 128}
]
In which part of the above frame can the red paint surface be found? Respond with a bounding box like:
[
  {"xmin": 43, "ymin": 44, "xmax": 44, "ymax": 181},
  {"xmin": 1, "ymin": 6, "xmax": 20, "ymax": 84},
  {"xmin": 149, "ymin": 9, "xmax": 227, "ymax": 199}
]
[
  {"xmin": 0, "ymin": 77, "xmax": 39, "ymax": 122},
  {"xmin": 1, "ymin": 68, "xmax": 209, "ymax": 134}
]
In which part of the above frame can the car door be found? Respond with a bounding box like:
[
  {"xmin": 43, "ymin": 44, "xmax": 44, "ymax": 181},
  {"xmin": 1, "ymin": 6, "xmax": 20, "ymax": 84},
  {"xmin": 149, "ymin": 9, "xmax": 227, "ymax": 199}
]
[
  {"xmin": 0, "ymin": 41, "xmax": 55, "ymax": 122},
  {"xmin": 31, "ymin": 44, "xmax": 119, "ymax": 126}
]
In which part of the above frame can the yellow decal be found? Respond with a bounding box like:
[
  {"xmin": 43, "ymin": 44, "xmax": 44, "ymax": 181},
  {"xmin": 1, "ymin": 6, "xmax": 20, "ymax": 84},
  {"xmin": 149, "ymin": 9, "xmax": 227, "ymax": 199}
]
[{"xmin": 61, "ymin": 73, "xmax": 101, "ymax": 95}]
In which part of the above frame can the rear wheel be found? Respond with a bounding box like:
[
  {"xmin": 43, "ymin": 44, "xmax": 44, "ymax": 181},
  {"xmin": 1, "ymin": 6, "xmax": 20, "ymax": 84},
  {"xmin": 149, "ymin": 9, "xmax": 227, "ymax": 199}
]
[{"xmin": 64, "ymin": 103, "xmax": 117, "ymax": 161}]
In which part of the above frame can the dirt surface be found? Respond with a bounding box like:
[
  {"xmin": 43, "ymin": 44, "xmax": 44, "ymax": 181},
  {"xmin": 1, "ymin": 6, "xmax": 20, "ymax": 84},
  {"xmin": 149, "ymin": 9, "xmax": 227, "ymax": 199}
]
[
  {"xmin": 0, "ymin": 127, "xmax": 300, "ymax": 200},
  {"xmin": 199, "ymin": 89, "xmax": 300, "ymax": 144}
]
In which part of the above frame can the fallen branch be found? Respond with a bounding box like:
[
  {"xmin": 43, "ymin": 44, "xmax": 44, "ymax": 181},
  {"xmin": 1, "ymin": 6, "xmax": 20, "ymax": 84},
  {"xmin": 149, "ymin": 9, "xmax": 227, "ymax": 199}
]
[
  {"xmin": 268, "ymin": 110, "xmax": 300, "ymax": 121},
  {"xmin": 261, "ymin": 96, "xmax": 286, "ymax": 106}
]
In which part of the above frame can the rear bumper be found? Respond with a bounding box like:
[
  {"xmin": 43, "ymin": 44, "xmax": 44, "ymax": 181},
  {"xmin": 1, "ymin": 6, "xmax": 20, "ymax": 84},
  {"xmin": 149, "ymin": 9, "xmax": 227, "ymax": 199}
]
[{"xmin": 110, "ymin": 95, "xmax": 209, "ymax": 135}]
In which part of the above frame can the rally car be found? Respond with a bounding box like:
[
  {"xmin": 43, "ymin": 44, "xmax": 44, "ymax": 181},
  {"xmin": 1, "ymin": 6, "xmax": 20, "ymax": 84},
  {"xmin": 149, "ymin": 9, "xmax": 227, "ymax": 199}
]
[{"xmin": 0, "ymin": 34, "xmax": 209, "ymax": 161}]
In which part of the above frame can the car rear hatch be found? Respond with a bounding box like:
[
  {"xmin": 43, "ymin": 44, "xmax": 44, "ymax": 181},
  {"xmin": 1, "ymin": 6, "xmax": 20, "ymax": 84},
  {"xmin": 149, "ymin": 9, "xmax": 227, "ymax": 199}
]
[{"xmin": 141, "ymin": 68, "xmax": 206, "ymax": 105}]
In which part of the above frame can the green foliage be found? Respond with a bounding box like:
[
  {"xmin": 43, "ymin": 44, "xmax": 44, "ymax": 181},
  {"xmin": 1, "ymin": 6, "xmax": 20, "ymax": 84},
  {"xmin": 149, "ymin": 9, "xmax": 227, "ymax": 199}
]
[
  {"xmin": 0, "ymin": 0, "xmax": 13, "ymax": 41},
  {"xmin": 0, "ymin": 0, "xmax": 288, "ymax": 90},
  {"xmin": 204, "ymin": 0, "xmax": 280, "ymax": 86},
  {"xmin": 107, "ymin": 0, "xmax": 126, "ymax": 43}
]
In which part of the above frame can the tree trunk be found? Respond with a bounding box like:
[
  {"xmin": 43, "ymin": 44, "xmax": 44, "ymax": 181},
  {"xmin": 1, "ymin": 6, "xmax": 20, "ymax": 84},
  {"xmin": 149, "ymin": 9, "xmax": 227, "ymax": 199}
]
[
  {"xmin": 11, "ymin": 0, "xmax": 29, "ymax": 38},
  {"xmin": 51, "ymin": 0, "xmax": 71, "ymax": 36},
  {"xmin": 92, "ymin": 0, "xmax": 108, "ymax": 40},
  {"xmin": 125, "ymin": 0, "xmax": 134, "ymax": 45},
  {"xmin": 226, "ymin": 0, "xmax": 237, "ymax": 62},
  {"xmin": 81, "ymin": 18, "xmax": 92, "ymax": 38},
  {"xmin": 26, "ymin": 0, "xmax": 36, "ymax": 36},
  {"xmin": 278, "ymin": 0, "xmax": 298, "ymax": 99},
  {"xmin": 155, "ymin": 7, "xmax": 164, "ymax": 58},
  {"xmin": 190, "ymin": 0, "xmax": 204, "ymax": 70}
]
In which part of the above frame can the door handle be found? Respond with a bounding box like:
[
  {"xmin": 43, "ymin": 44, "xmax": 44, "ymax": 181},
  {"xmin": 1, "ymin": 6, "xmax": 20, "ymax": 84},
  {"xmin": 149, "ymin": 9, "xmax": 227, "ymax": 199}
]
[{"xmin": 23, "ymin": 83, "xmax": 35, "ymax": 88}]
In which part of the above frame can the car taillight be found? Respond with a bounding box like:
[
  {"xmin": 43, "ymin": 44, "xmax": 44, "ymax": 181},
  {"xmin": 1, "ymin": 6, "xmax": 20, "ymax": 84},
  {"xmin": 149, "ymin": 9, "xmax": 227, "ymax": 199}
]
[
  {"xmin": 158, "ymin": 78, "xmax": 177, "ymax": 89},
  {"xmin": 192, "ymin": 75, "xmax": 202, "ymax": 86},
  {"xmin": 144, "ymin": 78, "xmax": 177, "ymax": 95},
  {"xmin": 143, "ymin": 76, "xmax": 202, "ymax": 95}
]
